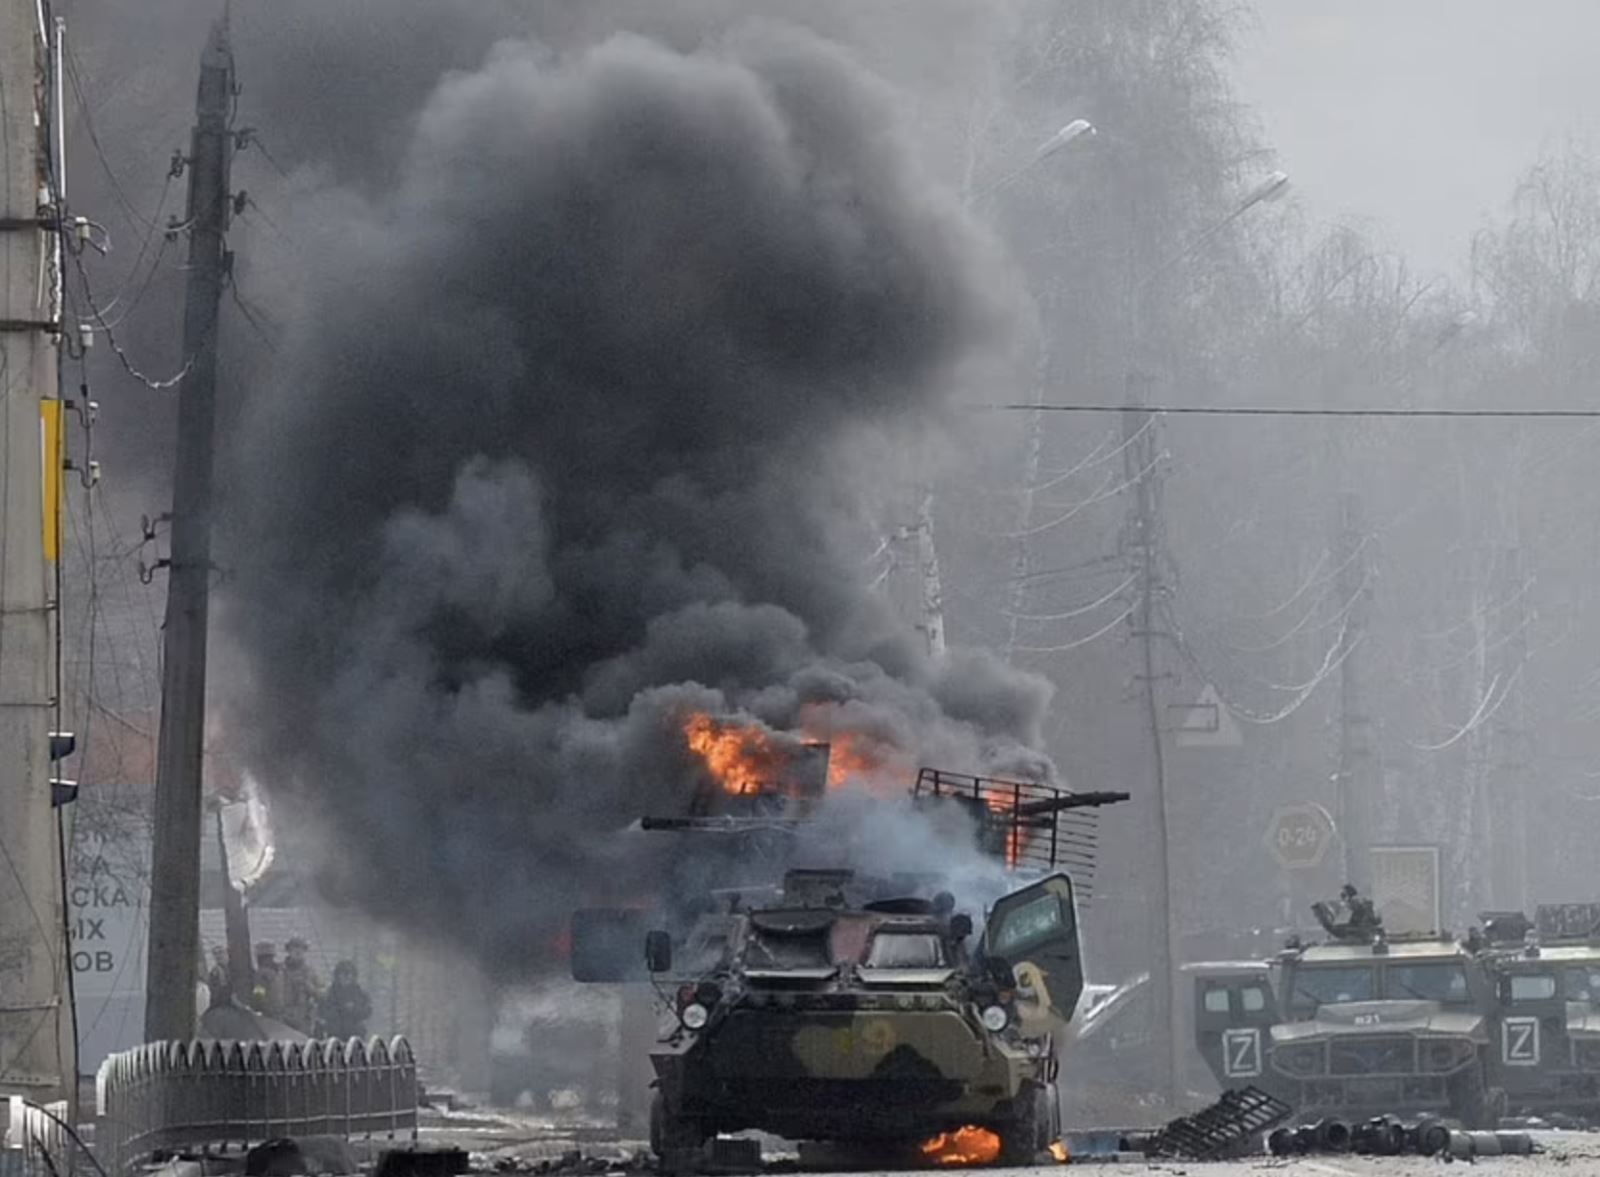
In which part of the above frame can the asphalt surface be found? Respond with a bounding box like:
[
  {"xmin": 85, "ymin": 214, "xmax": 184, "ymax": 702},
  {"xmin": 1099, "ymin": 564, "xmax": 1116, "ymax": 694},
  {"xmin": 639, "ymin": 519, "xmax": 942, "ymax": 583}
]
[
  {"xmin": 847, "ymin": 1132, "xmax": 1600, "ymax": 1175},
  {"xmin": 419, "ymin": 1107, "xmax": 1600, "ymax": 1176}
]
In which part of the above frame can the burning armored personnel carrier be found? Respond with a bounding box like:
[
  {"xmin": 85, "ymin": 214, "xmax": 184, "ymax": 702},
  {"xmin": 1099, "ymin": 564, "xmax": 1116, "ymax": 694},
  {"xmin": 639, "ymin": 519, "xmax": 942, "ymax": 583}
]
[
  {"xmin": 570, "ymin": 733, "xmax": 1126, "ymax": 1168},
  {"xmin": 644, "ymin": 864, "xmax": 1080, "ymax": 1164}
]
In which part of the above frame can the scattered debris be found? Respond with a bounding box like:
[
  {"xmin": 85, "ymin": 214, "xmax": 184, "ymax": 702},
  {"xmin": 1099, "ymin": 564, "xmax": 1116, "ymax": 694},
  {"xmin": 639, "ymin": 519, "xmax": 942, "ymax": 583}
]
[
  {"xmin": 1443, "ymin": 1130, "xmax": 1538, "ymax": 1161},
  {"xmin": 1143, "ymin": 1087, "xmax": 1293, "ymax": 1161},
  {"xmin": 243, "ymin": 1137, "xmax": 359, "ymax": 1177},
  {"xmin": 1267, "ymin": 1116, "xmax": 1539, "ymax": 1160},
  {"xmin": 373, "ymin": 1147, "xmax": 472, "ymax": 1177}
]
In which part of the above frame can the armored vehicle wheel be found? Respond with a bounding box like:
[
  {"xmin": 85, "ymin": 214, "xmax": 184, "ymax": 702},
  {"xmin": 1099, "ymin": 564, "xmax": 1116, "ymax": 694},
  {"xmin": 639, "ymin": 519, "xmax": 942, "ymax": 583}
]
[
  {"xmin": 1041, "ymin": 1081, "xmax": 1062, "ymax": 1144},
  {"xmin": 1451, "ymin": 1067, "xmax": 1504, "ymax": 1129},
  {"xmin": 650, "ymin": 1092, "xmax": 706, "ymax": 1170},
  {"xmin": 1484, "ymin": 1087, "xmax": 1509, "ymax": 1128},
  {"xmin": 998, "ymin": 1084, "xmax": 1056, "ymax": 1165}
]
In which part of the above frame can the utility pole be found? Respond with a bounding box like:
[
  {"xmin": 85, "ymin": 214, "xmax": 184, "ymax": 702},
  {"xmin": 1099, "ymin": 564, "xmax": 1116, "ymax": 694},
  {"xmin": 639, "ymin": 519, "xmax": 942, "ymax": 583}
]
[
  {"xmin": 915, "ymin": 487, "xmax": 947, "ymax": 661},
  {"xmin": 1334, "ymin": 493, "xmax": 1375, "ymax": 890},
  {"xmin": 144, "ymin": 17, "xmax": 234, "ymax": 1044},
  {"xmin": 1488, "ymin": 546, "xmax": 1529, "ymax": 911},
  {"xmin": 0, "ymin": 0, "xmax": 70, "ymax": 1103},
  {"xmin": 1123, "ymin": 385, "xmax": 1181, "ymax": 1108}
]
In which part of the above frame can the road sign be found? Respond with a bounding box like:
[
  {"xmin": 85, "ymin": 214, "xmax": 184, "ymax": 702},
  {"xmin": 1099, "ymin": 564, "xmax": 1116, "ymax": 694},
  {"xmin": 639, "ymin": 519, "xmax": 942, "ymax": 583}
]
[
  {"xmin": 1170, "ymin": 684, "xmax": 1243, "ymax": 748},
  {"xmin": 1370, "ymin": 845, "xmax": 1441, "ymax": 935},
  {"xmin": 1264, "ymin": 803, "xmax": 1335, "ymax": 870}
]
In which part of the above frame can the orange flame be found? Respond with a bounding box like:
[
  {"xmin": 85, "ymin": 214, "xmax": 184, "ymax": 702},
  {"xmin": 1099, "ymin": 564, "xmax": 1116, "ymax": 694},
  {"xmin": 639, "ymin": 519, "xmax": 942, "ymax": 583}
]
[
  {"xmin": 919, "ymin": 1126, "xmax": 1002, "ymax": 1166},
  {"xmin": 825, "ymin": 731, "xmax": 882, "ymax": 789},
  {"xmin": 985, "ymin": 792, "xmax": 1025, "ymax": 869},
  {"xmin": 1048, "ymin": 1140, "xmax": 1070, "ymax": 1164},
  {"xmin": 683, "ymin": 714, "xmax": 787, "ymax": 795}
]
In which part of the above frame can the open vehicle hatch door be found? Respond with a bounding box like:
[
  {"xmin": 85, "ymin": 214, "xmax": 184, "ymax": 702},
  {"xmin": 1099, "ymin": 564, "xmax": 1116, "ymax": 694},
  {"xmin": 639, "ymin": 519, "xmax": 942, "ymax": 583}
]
[
  {"xmin": 570, "ymin": 907, "xmax": 650, "ymax": 982},
  {"xmin": 983, "ymin": 873, "xmax": 1083, "ymax": 1027}
]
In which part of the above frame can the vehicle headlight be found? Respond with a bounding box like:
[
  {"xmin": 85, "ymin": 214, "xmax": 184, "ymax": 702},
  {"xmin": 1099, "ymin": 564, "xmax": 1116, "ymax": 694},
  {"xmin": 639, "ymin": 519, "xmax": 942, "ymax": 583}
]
[
  {"xmin": 681, "ymin": 1002, "xmax": 709, "ymax": 1030},
  {"xmin": 981, "ymin": 1005, "xmax": 1010, "ymax": 1032}
]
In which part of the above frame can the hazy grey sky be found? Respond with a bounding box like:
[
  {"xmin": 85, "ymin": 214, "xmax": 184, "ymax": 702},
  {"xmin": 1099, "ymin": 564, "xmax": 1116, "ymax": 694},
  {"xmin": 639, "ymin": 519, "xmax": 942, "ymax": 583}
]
[{"xmin": 1233, "ymin": 0, "xmax": 1600, "ymax": 278}]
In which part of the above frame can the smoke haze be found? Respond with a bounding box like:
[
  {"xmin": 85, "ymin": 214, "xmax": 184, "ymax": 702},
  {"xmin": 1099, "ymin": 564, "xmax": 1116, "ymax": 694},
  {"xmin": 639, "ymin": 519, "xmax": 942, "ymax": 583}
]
[
  {"xmin": 220, "ymin": 22, "xmax": 1050, "ymax": 972},
  {"xmin": 56, "ymin": 0, "xmax": 1600, "ymax": 1021}
]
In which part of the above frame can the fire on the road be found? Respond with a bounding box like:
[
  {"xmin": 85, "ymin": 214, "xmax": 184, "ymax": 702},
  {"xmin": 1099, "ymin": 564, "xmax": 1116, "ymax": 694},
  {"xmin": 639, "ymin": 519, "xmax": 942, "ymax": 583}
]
[{"xmin": 918, "ymin": 1126, "xmax": 1001, "ymax": 1166}]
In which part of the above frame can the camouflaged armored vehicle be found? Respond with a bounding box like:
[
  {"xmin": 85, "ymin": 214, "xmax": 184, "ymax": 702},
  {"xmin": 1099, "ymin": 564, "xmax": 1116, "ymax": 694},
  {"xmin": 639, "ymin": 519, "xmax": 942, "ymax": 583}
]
[
  {"xmin": 643, "ymin": 866, "xmax": 1080, "ymax": 1163},
  {"xmin": 1193, "ymin": 893, "xmax": 1502, "ymax": 1127},
  {"xmin": 570, "ymin": 764, "xmax": 1125, "ymax": 1165}
]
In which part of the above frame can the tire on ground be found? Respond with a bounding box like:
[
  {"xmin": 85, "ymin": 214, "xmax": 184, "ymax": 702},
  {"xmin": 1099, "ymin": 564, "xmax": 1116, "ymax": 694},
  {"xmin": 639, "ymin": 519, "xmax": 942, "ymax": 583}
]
[{"xmin": 650, "ymin": 1091, "xmax": 707, "ymax": 1172}]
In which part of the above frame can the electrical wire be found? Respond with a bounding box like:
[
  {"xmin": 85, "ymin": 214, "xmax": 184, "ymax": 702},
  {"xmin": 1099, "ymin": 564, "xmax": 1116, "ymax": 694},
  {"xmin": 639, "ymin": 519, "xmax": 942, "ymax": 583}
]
[
  {"xmin": 1011, "ymin": 602, "xmax": 1137, "ymax": 655},
  {"xmin": 61, "ymin": 45, "xmax": 159, "ymax": 233},
  {"xmin": 1408, "ymin": 662, "xmax": 1526, "ymax": 753},
  {"xmin": 98, "ymin": 230, "xmax": 173, "ymax": 331},
  {"xmin": 1005, "ymin": 452, "xmax": 1162, "ymax": 539},
  {"xmin": 1224, "ymin": 550, "xmax": 1330, "ymax": 624},
  {"xmin": 1002, "ymin": 573, "xmax": 1137, "ymax": 623},
  {"xmin": 1227, "ymin": 563, "xmax": 1373, "ymax": 656},
  {"xmin": 1415, "ymin": 577, "xmax": 1536, "ymax": 643},
  {"xmin": 69, "ymin": 247, "xmax": 193, "ymax": 389},
  {"xmin": 984, "ymin": 401, "xmax": 1600, "ymax": 419}
]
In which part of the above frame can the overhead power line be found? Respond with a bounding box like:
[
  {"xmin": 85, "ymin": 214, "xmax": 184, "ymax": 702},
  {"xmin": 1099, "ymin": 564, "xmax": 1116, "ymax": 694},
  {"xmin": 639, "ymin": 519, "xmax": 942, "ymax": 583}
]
[{"xmin": 982, "ymin": 402, "xmax": 1600, "ymax": 419}]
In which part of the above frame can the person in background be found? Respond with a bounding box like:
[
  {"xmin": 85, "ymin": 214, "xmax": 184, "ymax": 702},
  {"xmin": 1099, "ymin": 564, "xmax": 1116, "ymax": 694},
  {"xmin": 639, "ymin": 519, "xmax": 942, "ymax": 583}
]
[
  {"xmin": 206, "ymin": 945, "xmax": 233, "ymax": 1009},
  {"xmin": 195, "ymin": 949, "xmax": 211, "ymax": 1029},
  {"xmin": 319, "ymin": 960, "xmax": 373, "ymax": 1040},
  {"xmin": 281, "ymin": 937, "xmax": 322, "ymax": 1034},
  {"xmin": 252, "ymin": 942, "xmax": 284, "ymax": 1018}
]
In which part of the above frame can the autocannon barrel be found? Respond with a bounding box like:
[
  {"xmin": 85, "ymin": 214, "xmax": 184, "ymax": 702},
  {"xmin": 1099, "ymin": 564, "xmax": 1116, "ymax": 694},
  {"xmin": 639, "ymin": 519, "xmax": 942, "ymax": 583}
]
[{"xmin": 1011, "ymin": 790, "xmax": 1132, "ymax": 817}]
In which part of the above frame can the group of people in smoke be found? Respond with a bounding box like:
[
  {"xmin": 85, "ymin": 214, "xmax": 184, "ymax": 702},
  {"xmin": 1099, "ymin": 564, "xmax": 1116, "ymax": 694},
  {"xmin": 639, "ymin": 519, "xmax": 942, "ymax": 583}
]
[{"xmin": 204, "ymin": 937, "xmax": 372, "ymax": 1039}]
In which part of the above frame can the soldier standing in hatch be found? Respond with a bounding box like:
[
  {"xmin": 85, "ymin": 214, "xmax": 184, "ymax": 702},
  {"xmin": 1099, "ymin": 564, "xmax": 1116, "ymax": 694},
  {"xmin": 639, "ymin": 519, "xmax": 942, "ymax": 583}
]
[
  {"xmin": 251, "ymin": 942, "xmax": 284, "ymax": 1019},
  {"xmin": 318, "ymin": 960, "xmax": 373, "ymax": 1040},
  {"xmin": 281, "ymin": 938, "xmax": 322, "ymax": 1034}
]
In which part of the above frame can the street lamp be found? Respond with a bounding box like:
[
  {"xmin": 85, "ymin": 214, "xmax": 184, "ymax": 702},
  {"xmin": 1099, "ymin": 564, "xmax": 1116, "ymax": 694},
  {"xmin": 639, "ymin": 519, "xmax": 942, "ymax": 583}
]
[
  {"xmin": 1033, "ymin": 118, "xmax": 1098, "ymax": 163},
  {"xmin": 1147, "ymin": 170, "xmax": 1291, "ymax": 287},
  {"xmin": 920, "ymin": 118, "xmax": 1098, "ymax": 663},
  {"xmin": 1131, "ymin": 169, "xmax": 1290, "ymax": 1111},
  {"xmin": 975, "ymin": 119, "xmax": 1097, "ymax": 204}
]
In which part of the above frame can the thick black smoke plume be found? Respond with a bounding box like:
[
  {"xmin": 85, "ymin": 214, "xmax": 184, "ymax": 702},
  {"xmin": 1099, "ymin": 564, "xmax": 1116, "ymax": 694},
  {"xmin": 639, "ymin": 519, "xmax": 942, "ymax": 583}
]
[{"xmin": 223, "ymin": 25, "xmax": 1051, "ymax": 974}]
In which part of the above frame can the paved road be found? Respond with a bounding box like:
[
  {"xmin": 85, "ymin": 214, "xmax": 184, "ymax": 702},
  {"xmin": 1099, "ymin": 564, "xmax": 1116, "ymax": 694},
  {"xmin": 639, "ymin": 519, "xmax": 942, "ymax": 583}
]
[
  {"xmin": 850, "ymin": 1133, "xmax": 1600, "ymax": 1175},
  {"xmin": 420, "ymin": 1107, "xmax": 1600, "ymax": 1176}
]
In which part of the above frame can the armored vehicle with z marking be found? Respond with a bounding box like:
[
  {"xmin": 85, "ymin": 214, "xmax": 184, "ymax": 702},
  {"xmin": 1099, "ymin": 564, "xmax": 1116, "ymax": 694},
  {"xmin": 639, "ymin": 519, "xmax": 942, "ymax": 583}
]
[
  {"xmin": 1193, "ymin": 891, "xmax": 1503, "ymax": 1127},
  {"xmin": 1475, "ymin": 903, "xmax": 1600, "ymax": 1121}
]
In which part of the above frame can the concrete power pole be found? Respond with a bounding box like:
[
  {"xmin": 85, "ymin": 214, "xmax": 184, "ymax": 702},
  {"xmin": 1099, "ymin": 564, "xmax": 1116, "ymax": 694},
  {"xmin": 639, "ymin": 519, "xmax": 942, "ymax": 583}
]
[
  {"xmin": 0, "ymin": 1, "xmax": 70, "ymax": 1103},
  {"xmin": 144, "ymin": 18, "xmax": 234, "ymax": 1044},
  {"xmin": 1488, "ymin": 546, "xmax": 1529, "ymax": 912},
  {"xmin": 1334, "ymin": 493, "xmax": 1375, "ymax": 891},
  {"xmin": 915, "ymin": 487, "xmax": 947, "ymax": 661},
  {"xmin": 1122, "ymin": 393, "xmax": 1181, "ymax": 1108}
]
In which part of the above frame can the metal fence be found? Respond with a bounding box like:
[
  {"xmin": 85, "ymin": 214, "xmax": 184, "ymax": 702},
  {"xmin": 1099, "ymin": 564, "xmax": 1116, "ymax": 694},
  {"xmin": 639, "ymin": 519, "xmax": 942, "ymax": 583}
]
[
  {"xmin": 95, "ymin": 1037, "xmax": 418, "ymax": 1174},
  {"xmin": 1, "ymin": 1098, "xmax": 70, "ymax": 1177}
]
